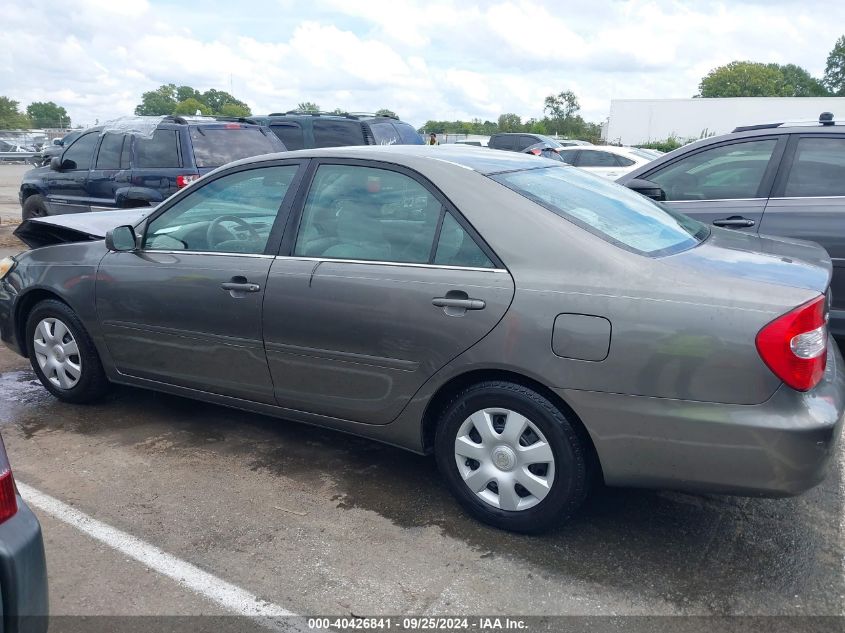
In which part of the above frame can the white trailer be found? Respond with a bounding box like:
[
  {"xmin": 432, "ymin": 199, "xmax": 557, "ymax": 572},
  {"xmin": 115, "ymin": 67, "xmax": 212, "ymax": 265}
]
[{"xmin": 605, "ymin": 97, "xmax": 845, "ymax": 145}]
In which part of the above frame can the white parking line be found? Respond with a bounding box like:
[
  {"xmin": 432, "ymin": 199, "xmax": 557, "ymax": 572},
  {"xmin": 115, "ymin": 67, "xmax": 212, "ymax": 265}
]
[{"xmin": 17, "ymin": 482, "xmax": 311, "ymax": 632}]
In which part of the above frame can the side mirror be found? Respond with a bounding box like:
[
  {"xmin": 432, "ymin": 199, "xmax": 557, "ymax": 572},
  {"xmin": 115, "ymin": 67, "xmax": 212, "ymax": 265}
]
[
  {"xmin": 105, "ymin": 226, "xmax": 138, "ymax": 252},
  {"xmin": 53, "ymin": 139, "xmax": 62, "ymax": 146},
  {"xmin": 624, "ymin": 178, "xmax": 666, "ymax": 202},
  {"xmin": 49, "ymin": 156, "xmax": 62, "ymax": 171}
]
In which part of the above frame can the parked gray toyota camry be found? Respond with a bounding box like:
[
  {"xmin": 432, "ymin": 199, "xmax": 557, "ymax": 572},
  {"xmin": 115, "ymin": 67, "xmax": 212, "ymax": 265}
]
[{"xmin": 1, "ymin": 145, "xmax": 842, "ymax": 533}]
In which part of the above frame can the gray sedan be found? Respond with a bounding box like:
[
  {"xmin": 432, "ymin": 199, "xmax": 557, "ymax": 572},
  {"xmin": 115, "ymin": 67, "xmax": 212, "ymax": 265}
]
[{"xmin": 1, "ymin": 145, "xmax": 843, "ymax": 533}]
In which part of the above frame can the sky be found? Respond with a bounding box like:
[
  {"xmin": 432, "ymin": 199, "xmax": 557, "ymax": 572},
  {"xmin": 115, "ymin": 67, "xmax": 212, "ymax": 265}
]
[{"xmin": 2, "ymin": 0, "xmax": 844, "ymax": 128}]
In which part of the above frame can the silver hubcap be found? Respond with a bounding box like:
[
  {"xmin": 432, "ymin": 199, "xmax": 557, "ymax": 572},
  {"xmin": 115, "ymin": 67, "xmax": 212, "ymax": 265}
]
[
  {"xmin": 33, "ymin": 318, "xmax": 82, "ymax": 389},
  {"xmin": 454, "ymin": 408, "xmax": 556, "ymax": 511}
]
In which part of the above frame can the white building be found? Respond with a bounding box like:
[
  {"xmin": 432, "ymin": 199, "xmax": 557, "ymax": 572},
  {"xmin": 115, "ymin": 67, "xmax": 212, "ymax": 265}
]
[{"xmin": 605, "ymin": 97, "xmax": 845, "ymax": 145}]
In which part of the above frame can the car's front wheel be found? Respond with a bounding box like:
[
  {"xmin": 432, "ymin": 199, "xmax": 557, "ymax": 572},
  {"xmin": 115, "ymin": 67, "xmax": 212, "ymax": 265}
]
[
  {"xmin": 25, "ymin": 299, "xmax": 110, "ymax": 403},
  {"xmin": 22, "ymin": 194, "xmax": 48, "ymax": 221},
  {"xmin": 435, "ymin": 381, "xmax": 588, "ymax": 533}
]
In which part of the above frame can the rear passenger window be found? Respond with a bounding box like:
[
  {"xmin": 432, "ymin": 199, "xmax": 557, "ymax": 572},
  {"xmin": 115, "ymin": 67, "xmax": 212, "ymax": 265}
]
[
  {"xmin": 294, "ymin": 165, "xmax": 441, "ymax": 263},
  {"xmin": 96, "ymin": 133, "xmax": 123, "ymax": 169},
  {"xmin": 577, "ymin": 151, "xmax": 618, "ymax": 167},
  {"xmin": 783, "ymin": 137, "xmax": 845, "ymax": 197},
  {"xmin": 135, "ymin": 130, "xmax": 180, "ymax": 168},
  {"xmin": 271, "ymin": 124, "xmax": 304, "ymax": 151},
  {"xmin": 312, "ymin": 120, "xmax": 364, "ymax": 147},
  {"xmin": 615, "ymin": 155, "xmax": 635, "ymax": 167},
  {"xmin": 434, "ymin": 213, "xmax": 494, "ymax": 268}
]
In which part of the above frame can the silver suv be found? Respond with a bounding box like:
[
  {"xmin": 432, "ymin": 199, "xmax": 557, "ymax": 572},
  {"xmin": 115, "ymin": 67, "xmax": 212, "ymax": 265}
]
[{"xmin": 618, "ymin": 112, "xmax": 845, "ymax": 337}]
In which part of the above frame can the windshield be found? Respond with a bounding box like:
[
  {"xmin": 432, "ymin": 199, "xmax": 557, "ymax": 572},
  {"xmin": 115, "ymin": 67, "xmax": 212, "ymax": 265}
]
[
  {"xmin": 491, "ymin": 166, "xmax": 708, "ymax": 257},
  {"xmin": 189, "ymin": 126, "xmax": 282, "ymax": 168}
]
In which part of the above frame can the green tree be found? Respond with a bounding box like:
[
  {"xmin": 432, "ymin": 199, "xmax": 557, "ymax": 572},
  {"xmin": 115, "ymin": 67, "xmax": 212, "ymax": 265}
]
[
  {"xmin": 497, "ymin": 113, "xmax": 522, "ymax": 132},
  {"xmin": 824, "ymin": 35, "xmax": 845, "ymax": 95},
  {"xmin": 375, "ymin": 108, "xmax": 397, "ymax": 118},
  {"xmin": 698, "ymin": 61, "xmax": 828, "ymax": 97},
  {"xmin": 176, "ymin": 86, "xmax": 202, "ymax": 103},
  {"xmin": 0, "ymin": 97, "xmax": 31, "ymax": 129},
  {"xmin": 135, "ymin": 84, "xmax": 179, "ymax": 115},
  {"xmin": 26, "ymin": 101, "xmax": 70, "ymax": 127},
  {"xmin": 218, "ymin": 103, "xmax": 251, "ymax": 117},
  {"xmin": 201, "ymin": 89, "xmax": 250, "ymax": 115},
  {"xmin": 543, "ymin": 90, "xmax": 580, "ymax": 120},
  {"xmin": 173, "ymin": 98, "xmax": 211, "ymax": 116},
  {"xmin": 296, "ymin": 102, "xmax": 320, "ymax": 113},
  {"xmin": 772, "ymin": 63, "xmax": 829, "ymax": 96}
]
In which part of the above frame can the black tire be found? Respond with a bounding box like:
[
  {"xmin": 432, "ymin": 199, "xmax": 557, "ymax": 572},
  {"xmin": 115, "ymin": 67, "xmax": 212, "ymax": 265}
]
[
  {"xmin": 22, "ymin": 194, "xmax": 48, "ymax": 221},
  {"xmin": 25, "ymin": 299, "xmax": 110, "ymax": 404},
  {"xmin": 435, "ymin": 381, "xmax": 588, "ymax": 534}
]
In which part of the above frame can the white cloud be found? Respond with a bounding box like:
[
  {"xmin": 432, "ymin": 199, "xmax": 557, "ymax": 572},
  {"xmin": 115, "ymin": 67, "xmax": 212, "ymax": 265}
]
[{"xmin": 2, "ymin": 0, "xmax": 844, "ymax": 129}]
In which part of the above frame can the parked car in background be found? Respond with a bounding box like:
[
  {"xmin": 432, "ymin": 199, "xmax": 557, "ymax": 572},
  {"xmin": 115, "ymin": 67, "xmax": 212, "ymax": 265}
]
[
  {"xmin": 4, "ymin": 145, "xmax": 842, "ymax": 534},
  {"xmin": 247, "ymin": 111, "xmax": 423, "ymax": 149},
  {"xmin": 454, "ymin": 139, "xmax": 488, "ymax": 147},
  {"xmin": 0, "ymin": 431, "xmax": 49, "ymax": 632},
  {"xmin": 0, "ymin": 139, "xmax": 39, "ymax": 164},
  {"xmin": 618, "ymin": 112, "xmax": 845, "ymax": 337},
  {"xmin": 554, "ymin": 145, "xmax": 657, "ymax": 179},
  {"xmin": 554, "ymin": 139, "xmax": 593, "ymax": 147},
  {"xmin": 37, "ymin": 130, "xmax": 83, "ymax": 167},
  {"xmin": 19, "ymin": 116, "xmax": 285, "ymax": 219},
  {"xmin": 488, "ymin": 133, "xmax": 566, "ymax": 152}
]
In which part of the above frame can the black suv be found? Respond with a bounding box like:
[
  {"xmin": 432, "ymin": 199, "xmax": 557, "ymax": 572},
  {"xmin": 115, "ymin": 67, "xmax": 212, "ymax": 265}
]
[
  {"xmin": 247, "ymin": 111, "xmax": 423, "ymax": 150},
  {"xmin": 19, "ymin": 116, "xmax": 285, "ymax": 219},
  {"xmin": 488, "ymin": 133, "xmax": 564, "ymax": 152},
  {"xmin": 618, "ymin": 112, "xmax": 845, "ymax": 337}
]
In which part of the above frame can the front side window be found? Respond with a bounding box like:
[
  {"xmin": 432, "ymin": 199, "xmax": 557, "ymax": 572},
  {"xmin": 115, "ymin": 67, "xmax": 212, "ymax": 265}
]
[
  {"xmin": 783, "ymin": 137, "xmax": 845, "ymax": 197},
  {"xmin": 577, "ymin": 150, "xmax": 619, "ymax": 167},
  {"xmin": 312, "ymin": 120, "xmax": 365, "ymax": 147},
  {"xmin": 135, "ymin": 130, "xmax": 181, "ymax": 168},
  {"xmin": 144, "ymin": 165, "xmax": 299, "ymax": 254},
  {"xmin": 647, "ymin": 139, "xmax": 777, "ymax": 201},
  {"xmin": 492, "ymin": 166, "xmax": 708, "ymax": 257},
  {"xmin": 62, "ymin": 132, "xmax": 99, "ymax": 170},
  {"xmin": 294, "ymin": 165, "xmax": 442, "ymax": 263}
]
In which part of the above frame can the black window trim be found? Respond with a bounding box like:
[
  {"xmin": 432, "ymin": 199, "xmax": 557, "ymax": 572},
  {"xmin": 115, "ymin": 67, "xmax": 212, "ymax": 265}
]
[
  {"xmin": 770, "ymin": 132, "xmax": 845, "ymax": 199},
  {"xmin": 277, "ymin": 157, "xmax": 505, "ymax": 270},
  {"xmin": 641, "ymin": 135, "xmax": 788, "ymax": 201},
  {"xmin": 139, "ymin": 158, "xmax": 309, "ymax": 257}
]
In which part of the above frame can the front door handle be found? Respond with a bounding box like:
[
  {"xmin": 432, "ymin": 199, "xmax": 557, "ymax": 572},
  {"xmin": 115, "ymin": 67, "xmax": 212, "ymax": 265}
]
[
  {"xmin": 713, "ymin": 216, "xmax": 755, "ymax": 228},
  {"xmin": 432, "ymin": 297, "xmax": 486, "ymax": 310},
  {"xmin": 221, "ymin": 276, "xmax": 260, "ymax": 297}
]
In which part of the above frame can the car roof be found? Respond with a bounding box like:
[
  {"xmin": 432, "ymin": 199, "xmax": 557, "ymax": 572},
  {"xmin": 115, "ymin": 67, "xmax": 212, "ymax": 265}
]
[{"xmin": 225, "ymin": 144, "xmax": 550, "ymax": 176}]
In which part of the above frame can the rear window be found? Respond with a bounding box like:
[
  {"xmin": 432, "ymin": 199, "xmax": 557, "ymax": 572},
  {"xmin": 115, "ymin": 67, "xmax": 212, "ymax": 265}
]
[
  {"xmin": 189, "ymin": 126, "xmax": 281, "ymax": 168},
  {"xmin": 312, "ymin": 119, "xmax": 365, "ymax": 147},
  {"xmin": 492, "ymin": 166, "xmax": 709, "ymax": 257}
]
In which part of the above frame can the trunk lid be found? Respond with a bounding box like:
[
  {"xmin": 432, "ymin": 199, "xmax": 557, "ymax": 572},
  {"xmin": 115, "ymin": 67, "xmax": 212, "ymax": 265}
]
[
  {"xmin": 14, "ymin": 208, "xmax": 153, "ymax": 248},
  {"xmin": 668, "ymin": 227, "xmax": 832, "ymax": 296}
]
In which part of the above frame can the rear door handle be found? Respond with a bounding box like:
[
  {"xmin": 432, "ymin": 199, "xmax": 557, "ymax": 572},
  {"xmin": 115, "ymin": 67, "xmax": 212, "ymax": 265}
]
[
  {"xmin": 432, "ymin": 297, "xmax": 486, "ymax": 310},
  {"xmin": 713, "ymin": 216, "xmax": 755, "ymax": 228}
]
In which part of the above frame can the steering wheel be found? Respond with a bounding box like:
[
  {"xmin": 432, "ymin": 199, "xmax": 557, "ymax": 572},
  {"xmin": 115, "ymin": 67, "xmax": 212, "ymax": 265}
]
[{"xmin": 206, "ymin": 215, "xmax": 261, "ymax": 249}]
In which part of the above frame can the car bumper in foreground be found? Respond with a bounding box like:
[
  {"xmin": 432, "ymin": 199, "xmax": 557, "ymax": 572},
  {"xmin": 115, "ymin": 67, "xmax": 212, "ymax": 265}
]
[
  {"xmin": 562, "ymin": 338, "xmax": 844, "ymax": 496},
  {"xmin": 0, "ymin": 495, "xmax": 48, "ymax": 633}
]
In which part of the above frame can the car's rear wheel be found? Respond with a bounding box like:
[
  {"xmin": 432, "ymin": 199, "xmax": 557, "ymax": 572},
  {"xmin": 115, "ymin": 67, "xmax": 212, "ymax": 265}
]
[
  {"xmin": 22, "ymin": 194, "xmax": 48, "ymax": 220},
  {"xmin": 435, "ymin": 381, "xmax": 588, "ymax": 533},
  {"xmin": 25, "ymin": 299, "xmax": 110, "ymax": 403}
]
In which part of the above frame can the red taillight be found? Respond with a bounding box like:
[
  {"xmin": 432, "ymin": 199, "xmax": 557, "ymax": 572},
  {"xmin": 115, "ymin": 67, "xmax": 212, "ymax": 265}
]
[
  {"xmin": 176, "ymin": 174, "xmax": 199, "ymax": 188},
  {"xmin": 224, "ymin": 123, "xmax": 241, "ymax": 129},
  {"xmin": 0, "ymin": 435, "xmax": 18, "ymax": 524},
  {"xmin": 756, "ymin": 295, "xmax": 828, "ymax": 392}
]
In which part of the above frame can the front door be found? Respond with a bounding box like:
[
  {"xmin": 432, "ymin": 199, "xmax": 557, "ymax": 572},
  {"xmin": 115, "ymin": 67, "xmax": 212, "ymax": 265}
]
[
  {"xmin": 643, "ymin": 136, "xmax": 786, "ymax": 233},
  {"xmin": 44, "ymin": 130, "xmax": 99, "ymax": 214},
  {"xmin": 263, "ymin": 162, "xmax": 515, "ymax": 424},
  {"xmin": 96, "ymin": 162, "xmax": 304, "ymax": 403}
]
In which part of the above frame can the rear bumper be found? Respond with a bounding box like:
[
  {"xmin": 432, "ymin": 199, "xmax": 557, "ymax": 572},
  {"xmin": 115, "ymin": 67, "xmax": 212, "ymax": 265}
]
[
  {"xmin": 0, "ymin": 496, "xmax": 49, "ymax": 632},
  {"xmin": 561, "ymin": 338, "xmax": 845, "ymax": 496}
]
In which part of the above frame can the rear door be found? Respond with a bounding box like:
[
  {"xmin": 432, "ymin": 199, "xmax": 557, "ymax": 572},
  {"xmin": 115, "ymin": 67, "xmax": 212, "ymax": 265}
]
[
  {"xmin": 87, "ymin": 132, "xmax": 131, "ymax": 209},
  {"xmin": 759, "ymin": 133, "xmax": 845, "ymax": 335},
  {"xmin": 129, "ymin": 128, "xmax": 183, "ymax": 204},
  {"xmin": 640, "ymin": 136, "xmax": 786, "ymax": 233},
  {"xmin": 263, "ymin": 161, "xmax": 515, "ymax": 424}
]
